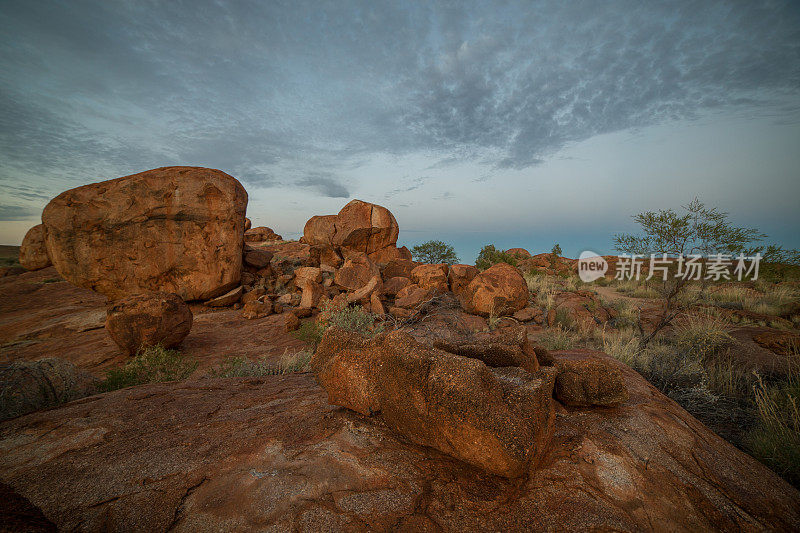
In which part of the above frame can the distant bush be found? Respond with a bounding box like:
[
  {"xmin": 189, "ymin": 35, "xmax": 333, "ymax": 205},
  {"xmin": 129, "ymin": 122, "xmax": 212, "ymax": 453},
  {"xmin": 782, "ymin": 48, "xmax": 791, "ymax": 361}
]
[
  {"xmin": 411, "ymin": 240, "xmax": 459, "ymax": 264},
  {"xmin": 100, "ymin": 345, "xmax": 197, "ymax": 392},
  {"xmin": 475, "ymin": 244, "xmax": 517, "ymax": 270},
  {"xmin": 551, "ymin": 243, "xmax": 562, "ymax": 257},
  {"xmin": 207, "ymin": 350, "xmax": 311, "ymax": 378}
]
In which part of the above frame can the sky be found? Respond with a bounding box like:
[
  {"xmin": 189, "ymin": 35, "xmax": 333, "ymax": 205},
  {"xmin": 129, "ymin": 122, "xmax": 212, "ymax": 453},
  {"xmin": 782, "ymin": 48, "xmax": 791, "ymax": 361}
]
[{"xmin": 1, "ymin": 0, "xmax": 798, "ymax": 263}]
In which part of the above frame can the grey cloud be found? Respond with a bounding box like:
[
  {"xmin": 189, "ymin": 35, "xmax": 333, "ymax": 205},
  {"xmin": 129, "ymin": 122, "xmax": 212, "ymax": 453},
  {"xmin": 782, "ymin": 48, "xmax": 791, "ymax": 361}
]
[
  {"xmin": 0, "ymin": 0, "xmax": 797, "ymax": 191},
  {"xmin": 297, "ymin": 174, "xmax": 350, "ymax": 198},
  {"xmin": 0, "ymin": 205, "xmax": 37, "ymax": 221}
]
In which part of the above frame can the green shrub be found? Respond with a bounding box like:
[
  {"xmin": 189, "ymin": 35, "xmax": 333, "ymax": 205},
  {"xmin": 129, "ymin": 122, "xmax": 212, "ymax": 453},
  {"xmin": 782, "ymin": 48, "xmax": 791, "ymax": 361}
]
[
  {"xmin": 207, "ymin": 350, "xmax": 311, "ymax": 378},
  {"xmin": 475, "ymin": 244, "xmax": 517, "ymax": 271},
  {"xmin": 410, "ymin": 240, "xmax": 459, "ymax": 264},
  {"xmin": 293, "ymin": 320, "xmax": 326, "ymax": 349},
  {"xmin": 325, "ymin": 303, "xmax": 385, "ymax": 337},
  {"xmin": 100, "ymin": 345, "xmax": 198, "ymax": 392}
]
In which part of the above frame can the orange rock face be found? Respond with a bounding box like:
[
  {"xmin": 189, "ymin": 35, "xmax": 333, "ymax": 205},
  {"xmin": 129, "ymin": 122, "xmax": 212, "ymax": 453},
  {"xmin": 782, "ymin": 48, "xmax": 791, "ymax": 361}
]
[
  {"xmin": 105, "ymin": 292, "xmax": 193, "ymax": 356},
  {"xmin": 505, "ymin": 247, "xmax": 532, "ymax": 259},
  {"xmin": 460, "ymin": 263, "xmax": 528, "ymax": 316},
  {"xmin": 19, "ymin": 224, "xmax": 51, "ymax": 271},
  {"xmin": 312, "ymin": 328, "xmax": 556, "ymax": 478},
  {"xmin": 411, "ymin": 263, "xmax": 449, "ymax": 292},
  {"xmin": 42, "ymin": 167, "xmax": 248, "ymax": 301},
  {"xmin": 334, "ymin": 254, "xmax": 380, "ymax": 291},
  {"xmin": 447, "ymin": 264, "xmax": 478, "ymax": 296}
]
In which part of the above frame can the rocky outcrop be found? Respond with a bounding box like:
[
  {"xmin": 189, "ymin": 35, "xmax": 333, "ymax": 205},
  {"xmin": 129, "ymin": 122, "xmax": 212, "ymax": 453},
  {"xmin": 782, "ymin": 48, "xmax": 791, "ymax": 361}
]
[
  {"xmin": 3, "ymin": 369, "xmax": 797, "ymax": 531},
  {"xmin": 42, "ymin": 166, "xmax": 248, "ymax": 301},
  {"xmin": 460, "ymin": 263, "xmax": 528, "ymax": 316},
  {"xmin": 105, "ymin": 292, "xmax": 193, "ymax": 356},
  {"xmin": 312, "ymin": 328, "xmax": 557, "ymax": 478},
  {"xmin": 0, "ymin": 358, "xmax": 98, "ymax": 421},
  {"xmin": 302, "ymin": 199, "xmax": 409, "ymax": 263},
  {"xmin": 19, "ymin": 225, "xmax": 51, "ymax": 271},
  {"xmin": 505, "ymin": 247, "xmax": 532, "ymax": 259}
]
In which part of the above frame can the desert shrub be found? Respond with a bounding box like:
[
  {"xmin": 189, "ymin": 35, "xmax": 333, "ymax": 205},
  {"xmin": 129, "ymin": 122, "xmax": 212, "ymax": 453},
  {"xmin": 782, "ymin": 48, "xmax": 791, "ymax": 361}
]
[
  {"xmin": 672, "ymin": 314, "xmax": 734, "ymax": 361},
  {"xmin": 410, "ymin": 240, "xmax": 459, "ymax": 264},
  {"xmin": 313, "ymin": 300, "xmax": 385, "ymax": 338},
  {"xmin": 746, "ymin": 370, "xmax": 800, "ymax": 487},
  {"xmin": 475, "ymin": 244, "xmax": 517, "ymax": 270},
  {"xmin": 551, "ymin": 243, "xmax": 562, "ymax": 257},
  {"xmin": 526, "ymin": 272, "xmax": 559, "ymax": 311},
  {"xmin": 293, "ymin": 320, "xmax": 326, "ymax": 349},
  {"xmin": 100, "ymin": 345, "xmax": 198, "ymax": 392},
  {"xmin": 207, "ymin": 350, "xmax": 311, "ymax": 378}
]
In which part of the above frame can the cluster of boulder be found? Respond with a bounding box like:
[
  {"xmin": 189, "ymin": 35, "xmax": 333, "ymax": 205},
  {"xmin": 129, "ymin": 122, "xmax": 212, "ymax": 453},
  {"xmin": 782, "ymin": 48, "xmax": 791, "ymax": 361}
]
[
  {"xmin": 17, "ymin": 165, "xmax": 621, "ymax": 356},
  {"xmin": 312, "ymin": 325, "xmax": 628, "ymax": 478}
]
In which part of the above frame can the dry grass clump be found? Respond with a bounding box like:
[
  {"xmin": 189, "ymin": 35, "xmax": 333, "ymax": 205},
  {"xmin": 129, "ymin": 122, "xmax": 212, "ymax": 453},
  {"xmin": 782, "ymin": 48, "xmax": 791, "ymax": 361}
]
[
  {"xmin": 672, "ymin": 314, "xmax": 734, "ymax": 360},
  {"xmin": 208, "ymin": 349, "xmax": 312, "ymax": 378},
  {"xmin": 612, "ymin": 279, "xmax": 661, "ymax": 299},
  {"xmin": 746, "ymin": 362, "xmax": 800, "ymax": 487},
  {"xmin": 526, "ymin": 272, "xmax": 559, "ymax": 311}
]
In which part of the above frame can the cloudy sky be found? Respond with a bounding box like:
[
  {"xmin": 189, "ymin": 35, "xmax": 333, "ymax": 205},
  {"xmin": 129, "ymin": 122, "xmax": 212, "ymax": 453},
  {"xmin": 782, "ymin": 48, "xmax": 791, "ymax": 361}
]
[{"xmin": 1, "ymin": 0, "xmax": 798, "ymax": 262}]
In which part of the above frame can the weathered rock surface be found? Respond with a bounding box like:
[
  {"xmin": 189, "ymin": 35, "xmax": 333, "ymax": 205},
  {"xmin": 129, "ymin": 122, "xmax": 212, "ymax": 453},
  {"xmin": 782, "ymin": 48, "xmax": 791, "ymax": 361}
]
[
  {"xmin": 2, "ymin": 365, "xmax": 799, "ymax": 531},
  {"xmin": 381, "ymin": 258, "xmax": 418, "ymax": 279},
  {"xmin": 434, "ymin": 327, "xmax": 540, "ymax": 374},
  {"xmin": 460, "ymin": 263, "xmax": 528, "ymax": 316},
  {"xmin": 549, "ymin": 349, "xmax": 629, "ymax": 406},
  {"xmin": 447, "ymin": 263, "xmax": 478, "ymax": 296},
  {"xmin": 41, "ymin": 166, "xmax": 248, "ymax": 301},
  {"xmin": 19, "ymin": 225, "xmax": 51, "ymax": 271},
  {"xmin": 411, "ymin": 263, "xmax": 449, "ymax": 292},
  {"xmin": 505, "ymin": 247, "xmax": 532, "ymax": 259},
  {"xmin": 240, "ymin": 299, "xmax": 272, "ymax": 320},
  {"xmin": 0, "ymin": 358, "xmax": 98, "ymax": 421},
  {"xmin": 242, "ymin": 248, "xmax": 273, "ymax": 269},
  {"xmin": 394, "ymin": 283, "xmax": 434, "ymax": 309},
  {"xmin": 383, "ymin": 275, "xmax": 411, "ymax": 296},
  {"xmin": 334, "ymin": 254, "xmax": 380, "ymax": 291},
  {"xmin": 105, "ymin": 292, "xmax": 193, "ymax": 356},
  {"xmin": 313, "ymin": 328, "xmax": 557, "ymax": 478}
]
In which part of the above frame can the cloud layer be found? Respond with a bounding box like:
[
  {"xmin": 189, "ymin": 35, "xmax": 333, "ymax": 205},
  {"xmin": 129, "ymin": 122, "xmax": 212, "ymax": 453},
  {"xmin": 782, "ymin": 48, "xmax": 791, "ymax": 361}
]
[{"xmin": 0, "ymin": 0, "xmax": 798, "ymax": 223}]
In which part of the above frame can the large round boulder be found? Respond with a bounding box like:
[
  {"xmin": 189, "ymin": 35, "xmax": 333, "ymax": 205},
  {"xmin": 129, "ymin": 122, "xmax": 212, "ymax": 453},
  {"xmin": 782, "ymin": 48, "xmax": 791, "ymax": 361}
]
[
  {"xmin": 105, "ymin": 292, "xmax": 193, "ymax": 356},
  {"xmin": 19, "ymin": 224, "xmax": 51, "ymax": 271},
  {"xmin": 302, "ymin": 200, "xmax": 400, "ymax": 257},
  {"xmin": 460, "ymin": 263, "xmax": 528, "ymax": 316},
  {"xmin": 42, "ymin": 166, "xmax": 248, "ymax": 301}
]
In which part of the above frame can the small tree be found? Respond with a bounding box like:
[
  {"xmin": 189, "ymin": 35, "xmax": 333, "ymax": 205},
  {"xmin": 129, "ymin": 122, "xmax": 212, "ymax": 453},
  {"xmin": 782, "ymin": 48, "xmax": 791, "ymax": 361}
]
[
  {"xmin": 410, "ymin": 240, "xmax": 459, "ymax": 264},
  {"xmin": 551, "ymin": 243, "xmax": 562, "ymax": 257},
  {"xmin": 614, "ymin": 198, "xmax": 764, "ymax": 348},
  {"xmin": 475, "ymin": 244, "xmax": 517, "ymax": 270}
]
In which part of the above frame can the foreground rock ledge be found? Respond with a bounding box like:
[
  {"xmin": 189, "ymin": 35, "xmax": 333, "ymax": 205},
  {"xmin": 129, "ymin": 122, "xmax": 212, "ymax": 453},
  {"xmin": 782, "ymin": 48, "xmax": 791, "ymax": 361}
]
[{"xmin": 0, "ymin": 368, "xmax": 798, "ymax": 531}]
